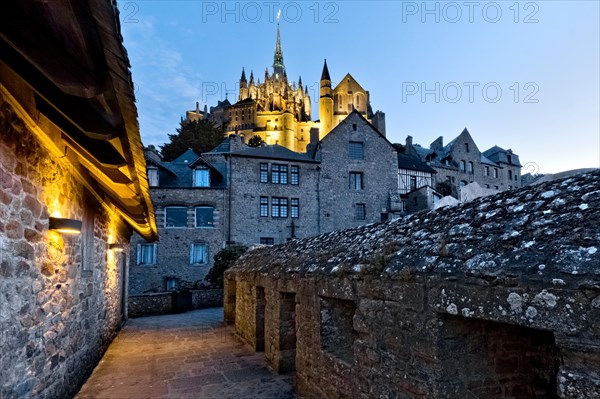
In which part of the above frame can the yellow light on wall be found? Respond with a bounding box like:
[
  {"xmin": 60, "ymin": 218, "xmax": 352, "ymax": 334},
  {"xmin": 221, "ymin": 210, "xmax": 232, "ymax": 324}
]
[
  {"xmin": 108, "ymin": 243, "xmax": 124, "ymax": 252},
  {"xmin": 49, "ymin": 217, "xmax": 82, "ymax": 234}
]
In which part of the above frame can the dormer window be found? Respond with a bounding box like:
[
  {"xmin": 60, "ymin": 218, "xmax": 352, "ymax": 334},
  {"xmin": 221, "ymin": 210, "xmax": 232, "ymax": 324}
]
[
  {"xmin": 147, "ymin": 167, "xmax": 159, "ymax": 187},
  {"xmin": 193, "ymin": 168, "xmax": 210, "ymax": 187},
  {"xmin": 507, "ymin": 155, "xmax": 512, "ymax": 164}
]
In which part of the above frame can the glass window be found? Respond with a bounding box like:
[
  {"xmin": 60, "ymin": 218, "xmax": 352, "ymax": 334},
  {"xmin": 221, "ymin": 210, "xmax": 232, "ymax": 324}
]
[
  {"xmin": 260, "ymin": 163, "xmax": 268, "ymax": 183},
  {"xmin": 147, "ymin": 167, "xmax": 159, "ymax": 187},
  {"xmin": 166, "ymin": 278, "xmax": 177, "ymax": 291},
  {"xmin": 137, "ymin": 244, "xmax": 156, "ymax": 265},
  {"xmin": 349, "ymin": 172, "xmax": 363, "ymax": 190},
  {"xmin": 260, "ymin": 237, "xmax": 274, "ymax": 245},
  {"xmin": 494, "ymin": 168, "xmax": 499, "ymax": 178},
  {"xmin": 460, "ymin": 160, "xmax": 466, "ymax": 172},
  {"xmin": 195, "ymin": 206, "xmax": 214, "ymax": 228},
  {"xmin": 190, "ymin": 243, "xmax": 208, "ymax": 265},
  {"xmin": 410, "ymin": 176, "xmax": 417, "ymax": 190},
  {"xmin": 271, "ymin": 164, "xmax": 280, "ymax": 184},
  {"xmin": 468, "ymin": 162, "xmax": 474, "ymax": 174},
  {"xmin": 260, "ymin": 197, "xmax": 268, "ymax": 217},
  {"xmin": 355, "ymin": 203, "xmax": 366, "ymax": 220},
  {"xmin": 349, "ymin": 142, "xmax": 364, "ymax": 160},
  {"xmin": 193, "ymin": 169, "xmax": 210, "ymax": 187},
  {"xmin": 291, "ymin": 166, "xmax": 299, "ymax": 185},
  {"xmin": 279, "ymin": 198, "xmax": 288, "ymax": 218},
  {"xmin": 271, "ymin": 197, "xmax": 280, "ymax": 218},
  {"xmin": 485, "ymin": 166, "xmax": 490, "ymax": 177},
  {"xmin": 165, "ymin": 207, "xmax": 187, "ymax": 228},
  {"xmin": 291, "ymin": 198, "xmax": 299, "ymax": 218},
  {"xmin": 465, "ymin": 143, "xmax": 469, "ymax": 152},
  {"xmin": 280, "ymin": 165, "xmax": 288, "ymax": 184},
  {"xmin": 508, "ymin": 170, "xmax": 513, "ymax": 180}
]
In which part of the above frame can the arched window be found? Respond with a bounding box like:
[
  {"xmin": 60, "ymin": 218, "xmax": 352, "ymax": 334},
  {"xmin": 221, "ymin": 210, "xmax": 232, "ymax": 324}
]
[{"xmin": 460, "ymin": 160, "xmax": 466, "ymax": 172}]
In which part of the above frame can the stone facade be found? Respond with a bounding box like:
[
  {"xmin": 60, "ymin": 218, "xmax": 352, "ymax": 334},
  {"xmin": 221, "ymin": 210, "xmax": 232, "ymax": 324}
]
[
  {"xmin": 0, "ymin": 97, "xmax": 131, "ymax": 398},
  {"xmin": 1, "ymin": 3, "xmax": 156, "ymax": 397},
  {"xmin": 130, "ymin": 111, "xmax": 400, "ymax": 296},
  {"xmin": 407, "ymin": 129, "xmax": 522, "ymax": 199},
  {"xmin": 226, "ymin": 171, "xmax": 600, "ymax": 398},
  {"xmin": 318, "ymin": 112, "xmax": 399, "ymax": 232}
]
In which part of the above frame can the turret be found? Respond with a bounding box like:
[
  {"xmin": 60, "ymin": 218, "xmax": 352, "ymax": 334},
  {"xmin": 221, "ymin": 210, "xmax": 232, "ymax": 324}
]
[
  {"xmin": 304, "ymin": 85, "xmax": 311, "ymax": 120},
  {"xmin": 239, "ymin": 68, "xmax": 249, "ymax": 100},
  {"xmin": 319, "ymin": 59, "xmax": 333, "ymax": 137}
]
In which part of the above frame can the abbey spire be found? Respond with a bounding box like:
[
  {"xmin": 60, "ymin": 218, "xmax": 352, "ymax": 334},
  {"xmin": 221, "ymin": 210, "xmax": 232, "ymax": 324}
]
[{"xmin": 273, "ymin": 10, "xmax": 285, "ymax": 78}]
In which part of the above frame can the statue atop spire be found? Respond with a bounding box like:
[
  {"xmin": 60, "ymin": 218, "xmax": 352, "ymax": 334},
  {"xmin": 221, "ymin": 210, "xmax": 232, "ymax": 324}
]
[{"xmin": 273, "ymin": 9, "xmax": 285, "ymax": 79}]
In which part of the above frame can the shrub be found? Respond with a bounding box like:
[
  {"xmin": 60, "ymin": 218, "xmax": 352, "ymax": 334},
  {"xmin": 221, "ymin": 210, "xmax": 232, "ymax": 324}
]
[{"xmin": 204, "ymin": 245, "xmax": 248, "ymax": 288}]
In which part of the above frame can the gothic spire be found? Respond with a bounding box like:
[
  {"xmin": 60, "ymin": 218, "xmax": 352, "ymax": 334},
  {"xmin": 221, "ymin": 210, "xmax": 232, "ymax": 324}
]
[
  {"xmin": 241, "ymin": 67, "xmax": 247, "ymax": 82},
  {"xmin": 321, "ymin": 59, "xmax": 331, "ymax": 81},
  {"xmin": 249, "ymin": 70, "xmax": 254, "ymax": 85},
  {"xmin": 273, "ymin": 10, "xmax": 285, "ymax": 78}
]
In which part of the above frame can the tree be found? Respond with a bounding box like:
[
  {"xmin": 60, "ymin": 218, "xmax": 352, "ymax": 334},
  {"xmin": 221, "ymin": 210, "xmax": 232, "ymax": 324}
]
[
  {"xmin": 247, "ymin": 135, "xmax": 264, "ymax": 147},
  {"xmin": 204, "ymin": 245, "xmax": 248, "ymax": 289},
  {"xmin": 160, "ymin": 119, "xmax": 225, "ymax": 161},
  {"xmin": 436, "ymin": 181, "xmax": 453, "ymax": 197}
]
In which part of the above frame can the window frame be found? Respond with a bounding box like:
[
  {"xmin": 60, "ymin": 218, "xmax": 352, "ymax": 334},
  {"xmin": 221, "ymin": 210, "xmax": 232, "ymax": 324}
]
[
  {"xmin": 147, "ymin": 167, "xmax": 159, "ymax": 187},
  {"xmin": 260, "ymin": 163, "xmax": 268, "ymax": 183},
  {"xmin": 468, "ymin": 161, "xmax": 474, "ymax": 174},
  {"xmin": 137, "ymin": 243, "xmax": 157, "ymax": 265},
  {"xmin": 193, "ymin": 168, "xmax": 210, "ymax": 187},
  {"xmin": 195, "ymin": 206, "xmax": 214, "ymax": 228},
  {"xmin": 291, "ymin": 198, "xmax": 299, "ymax": 218},
  {"xmin": 355, "ymin": 203, "xmax": 366, "ymax": 220},
  {"xmin": 189, "ymin": 243, "xmax": 209, "ymax": 265},
  {"xmin": 260, "ymin": 237, "xmax": 274, "ymax": 245},
  {"xmin": 349, "ymin": 172, "xmax": 364, "ymax": 190},
  {"xmin": 260, "ymin": 196, "xmax": 269, "ymax": 217},
  {"xmin": 164, "ymin": 206, "xmax": 188, "ymax": 228},
  {"xmin": 290, "ymin": 165, "xmax": 299, "ymax": 185},
  {"xmin": 349, "ymin": 141, "xmax": 364, "ymax": 160}
]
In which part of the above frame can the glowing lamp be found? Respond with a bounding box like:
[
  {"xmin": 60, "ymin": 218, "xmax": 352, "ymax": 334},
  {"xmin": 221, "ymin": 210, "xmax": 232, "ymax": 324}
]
[
  {"xmin": 49, "ymin": 217, "xmax": 82, "ymax": 234},
  {"xmin": 108, "ymin": 243, "xmax": 124, "ymax": 252}
]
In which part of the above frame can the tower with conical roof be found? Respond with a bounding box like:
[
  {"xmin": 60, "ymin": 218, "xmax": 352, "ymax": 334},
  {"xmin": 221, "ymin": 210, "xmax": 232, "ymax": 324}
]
[{"xmin": 319, "ymin": 59, "xmax": 333, "ymax": 137}]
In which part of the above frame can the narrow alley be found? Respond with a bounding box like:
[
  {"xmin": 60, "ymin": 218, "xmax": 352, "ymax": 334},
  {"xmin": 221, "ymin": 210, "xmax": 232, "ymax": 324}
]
[{"xmin": 75, "ymin": 308, "xmax": 296, "ymax": 399}]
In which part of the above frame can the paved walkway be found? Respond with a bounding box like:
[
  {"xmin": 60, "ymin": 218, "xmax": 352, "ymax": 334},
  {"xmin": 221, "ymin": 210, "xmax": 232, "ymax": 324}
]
[{"xmin": 75, "ymin": 308, "xmax": 296, "ymax": 399}]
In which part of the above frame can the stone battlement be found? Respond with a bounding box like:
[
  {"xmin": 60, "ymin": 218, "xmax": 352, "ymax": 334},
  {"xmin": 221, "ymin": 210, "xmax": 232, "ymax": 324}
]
[{"xmin": 225, "ymin": 170, "xmax": 600, "ymax": 398}]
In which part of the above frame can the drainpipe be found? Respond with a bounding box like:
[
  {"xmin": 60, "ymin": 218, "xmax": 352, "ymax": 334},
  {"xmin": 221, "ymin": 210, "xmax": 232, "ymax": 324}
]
[{"xmin": 226, "ymin": 154, "xmax": 232, "ymax": 245}]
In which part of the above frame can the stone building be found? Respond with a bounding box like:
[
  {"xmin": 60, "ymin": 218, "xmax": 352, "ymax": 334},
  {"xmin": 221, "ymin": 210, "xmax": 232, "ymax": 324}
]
[
  {"xmin": 225, "ymin": 170, "xmax": 600, "ymax": 399},
  {"xmin": 187, "ymin": 19, "xmax": 386, "ymax": 152},
  {"xmin": 1, "ymin": 1, "xmax": 157, "ymax": 398},
  {"xmin": 130, "ymin": 111, "xmax": 401, "ymax": 294},
  {"xmin": 407, "ymin": 128, "xmax": 522, "ymax": 198}
]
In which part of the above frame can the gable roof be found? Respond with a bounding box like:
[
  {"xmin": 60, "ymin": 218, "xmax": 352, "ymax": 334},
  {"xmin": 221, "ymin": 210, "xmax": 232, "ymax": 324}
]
[{"xmin": 397, "ymin": 153, "xmax": 437, "ymax": 173}]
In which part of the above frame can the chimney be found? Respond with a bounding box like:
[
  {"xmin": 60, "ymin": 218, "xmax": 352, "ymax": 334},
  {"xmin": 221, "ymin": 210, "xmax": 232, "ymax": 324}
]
[
  {"xmin": 406, "ymin": 135, "xmax": 413, "ymax": 148},
  {"xmin": 195, "ymin": 101, "xmax": 200, "ymax": 113},
  {"xmin": 430, "ymin": 136, "xmax": 443, "ymax": 151},
  {"xmin": 310, "ymin": 127, "xmax": 320, "ymax": 146}
]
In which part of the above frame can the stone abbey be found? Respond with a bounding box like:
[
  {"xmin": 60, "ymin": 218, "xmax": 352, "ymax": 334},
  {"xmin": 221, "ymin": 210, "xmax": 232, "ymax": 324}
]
[{"xmin": 187, "ymin": 19, "xmax": 386, "ymax": 152}]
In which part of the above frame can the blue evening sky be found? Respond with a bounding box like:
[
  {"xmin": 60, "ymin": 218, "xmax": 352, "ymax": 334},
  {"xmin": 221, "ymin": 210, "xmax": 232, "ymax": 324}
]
[{"xmin": 121, "ymin": 1, "xmax": 599, "ymax": 174}]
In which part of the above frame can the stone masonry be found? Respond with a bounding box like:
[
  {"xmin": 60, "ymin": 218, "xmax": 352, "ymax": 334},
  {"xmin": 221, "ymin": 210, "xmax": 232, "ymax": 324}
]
[
  {"xmin": 226, "ymin": 170, "xmax": 600, "ymax": 398},
  {"xmin": 0, "ymin": 97, "xmax": 132, "ymax": 398}
]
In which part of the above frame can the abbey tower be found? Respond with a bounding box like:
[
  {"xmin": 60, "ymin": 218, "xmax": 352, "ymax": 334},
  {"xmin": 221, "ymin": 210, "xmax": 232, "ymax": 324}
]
[{"xmin": 189, "ymin": 18, "xmax": 386, "ymax": 152}]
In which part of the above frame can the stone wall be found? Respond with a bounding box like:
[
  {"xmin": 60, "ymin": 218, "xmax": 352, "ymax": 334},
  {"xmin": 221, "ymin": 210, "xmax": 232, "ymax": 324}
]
[
  {"xmin": 128, "ymin": 289, "xmax": 224, "ymax": 318},
  {"xmin": 319, "ymin": 112, "xmax": 399, "ymax": 231},
  {"xmin": 128, "ymin": 188, "xmax": 226, "ymax": 294},
  {"xmin": 0, "ymin": 97, "xmax": 131, "ymax": 398},
  {"xmin": 226, "ymin": 171, "xmax": 600, "ymax": 398},
  {"xmin": 229, "ymin": 155, "xmax": 320, "ymax": 244}
]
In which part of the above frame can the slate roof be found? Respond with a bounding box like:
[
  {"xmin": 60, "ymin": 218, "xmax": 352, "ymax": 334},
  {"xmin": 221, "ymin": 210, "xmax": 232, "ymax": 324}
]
[
  {"xmin": 483, "ymin": 146, "xmax": 522, "ymax": 167},
  {"xmin": 398, "ymin": 153, "xmax": 437, "ymax": 174},
  {"xmin": 233, "ymin": 144, "xmax": 317, "ymax": 163}
]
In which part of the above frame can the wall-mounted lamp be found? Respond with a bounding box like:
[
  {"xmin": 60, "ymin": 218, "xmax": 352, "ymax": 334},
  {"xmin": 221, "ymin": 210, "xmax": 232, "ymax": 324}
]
[
  {"xmin": 108, "ymin": 243, "xmax": 124, "ymax": 252},
  {"xmin": 49, "ymin": 217, "xmax": 82, "ymax": 234}
]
